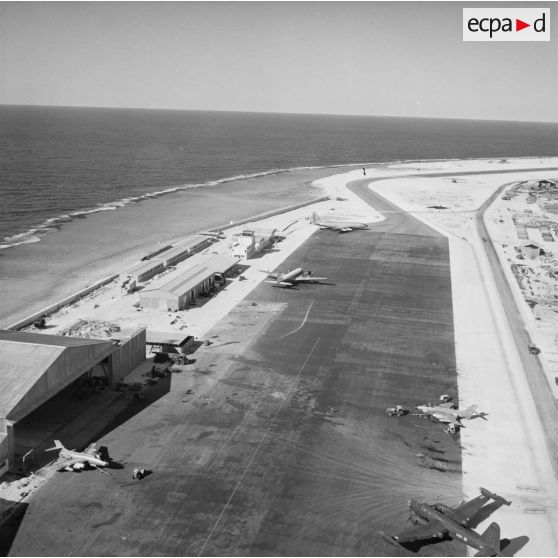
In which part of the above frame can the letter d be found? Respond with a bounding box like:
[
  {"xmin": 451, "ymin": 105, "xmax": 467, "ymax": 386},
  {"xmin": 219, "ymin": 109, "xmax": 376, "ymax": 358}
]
[{"xmin": 534, "ymin": 13, "xmax": 546, "ymax": 32}]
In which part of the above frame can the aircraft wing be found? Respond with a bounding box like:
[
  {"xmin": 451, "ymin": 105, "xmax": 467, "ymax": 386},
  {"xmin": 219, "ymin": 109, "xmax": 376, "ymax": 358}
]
[
  {"xmin": 449, "ymin": 493, "xmax": 491, "ymax": 526},
  {"xmin": 264, "ymin": 280, "xmax": 294, "ymax": 287},
  {"xmin": 389, "ymin": 520, "xmax": 448, "ymax": 543},
  {"xmin": 83, "ymin": 443, "xmax": 98, "ymax": 456},
  {"xmin": 54, "ymin": 456, "xmax": 84, "ymax": 468},
  {"xmin": 294, "ymin": 276, "xmax": 327, "ymax": 283}
]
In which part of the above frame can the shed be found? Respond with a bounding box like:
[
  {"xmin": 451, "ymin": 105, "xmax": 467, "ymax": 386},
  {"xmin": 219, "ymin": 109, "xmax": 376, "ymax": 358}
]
[
  {"xmin": 521, "ymin": 241, "xmax": 542, "ymax": 259},
  {"xmin": 146, "ymin": 331, "xmax": 196, "ymax": 354},
  {"xmin": 126, "ymin": 259, "xmax": 166, "ymax": 283},
  {"xmin": 153, "ymin": 235, "xmax": 213, "ymax": 267},
  {"xmin": 139, "ymin": 255, "xmax": 239, "ymax": 311}
]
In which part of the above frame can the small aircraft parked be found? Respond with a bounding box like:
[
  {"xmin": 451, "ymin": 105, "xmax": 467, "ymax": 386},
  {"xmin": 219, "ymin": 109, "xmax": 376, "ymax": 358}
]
[
  {"xmin": 415, "ymin": 402, "xmax": 479, "ymax": 433},
  {"xmin": 310, "ymin": 212, "xmax": 368, "ymax": 232},
  {"xmin": 46, "ymin": 439, "xmax": 109, "ymax": 472},
  {"xmin": 263, "ymin": 268, "xmax": 327, "ymax": 288},
  {"xmin": 380, "ymin": 487, "xmax": 511, "ymax": 556}
]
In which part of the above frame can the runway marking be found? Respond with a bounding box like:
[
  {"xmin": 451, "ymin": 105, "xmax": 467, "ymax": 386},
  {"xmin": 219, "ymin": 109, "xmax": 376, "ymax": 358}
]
[
  {"xmin": 197, "ymin": 336, "xmax": 321, "ymax": 557},
  {"xmin": 279, "ymin": 301, "xmax": 314, "ymax": 339}
]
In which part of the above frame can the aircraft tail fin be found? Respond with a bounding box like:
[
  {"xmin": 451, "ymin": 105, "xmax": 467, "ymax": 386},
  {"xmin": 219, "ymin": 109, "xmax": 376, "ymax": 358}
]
[
  {"xmin": 45, "ymin": 440, "xmax": 64, "ymax": 452},
  {"xmin": 473, "ymin": 522, "xmax": 500, "ymax": 556},
  {"xmin": 311, "ymin": 212, "xmax": 319, "ymax": 223}
]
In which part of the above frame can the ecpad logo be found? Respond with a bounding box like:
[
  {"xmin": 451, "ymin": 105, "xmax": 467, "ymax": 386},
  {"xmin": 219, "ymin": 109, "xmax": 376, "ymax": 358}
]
[{"xmin": 463, "ymin": 8, "xmax": 550, "ymax": 41}]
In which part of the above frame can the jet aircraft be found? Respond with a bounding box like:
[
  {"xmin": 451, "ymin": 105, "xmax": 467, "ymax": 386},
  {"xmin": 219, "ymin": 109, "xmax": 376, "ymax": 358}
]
[
  {"xmin": 380, "ymin": 487, "xmax": 511, "ymax": 556},
  {"xmin": 310, "ymin": 212, "xmax": 368, "ymax": 232},
  {"xmin": 263, "ymin": 268, "xmax": 327, "ymax": 288},
  {"xmin": 46, "ymin": 439, "xmax": 109, "ymax": 472},
  {"xmin": 416, "ymin": 402, "xmax": 478, "ymax": 433}
]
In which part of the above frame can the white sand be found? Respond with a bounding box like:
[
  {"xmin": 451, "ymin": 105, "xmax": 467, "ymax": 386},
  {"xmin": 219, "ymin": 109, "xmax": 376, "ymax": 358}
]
[{"xmin": 363, "ymin": 158, "xmax": 558, "ymax": 556}]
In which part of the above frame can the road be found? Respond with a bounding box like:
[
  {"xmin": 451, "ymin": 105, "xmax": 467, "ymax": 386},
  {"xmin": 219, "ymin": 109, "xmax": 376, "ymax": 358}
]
[{"xmin": 476, "ymin": 182, "xmax": 558, "ymax": 470}]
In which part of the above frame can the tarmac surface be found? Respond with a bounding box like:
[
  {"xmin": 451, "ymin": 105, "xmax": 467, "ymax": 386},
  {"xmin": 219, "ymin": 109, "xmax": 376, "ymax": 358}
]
[{"xmin": 10, "ymin": 183, "xmax": 465, "ymax": 557}]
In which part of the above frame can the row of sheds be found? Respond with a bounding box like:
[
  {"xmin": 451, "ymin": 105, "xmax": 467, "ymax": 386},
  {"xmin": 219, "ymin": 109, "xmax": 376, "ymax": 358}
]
[{"xmin": 125, "ymin": 235, "xmax": 213, "ymax": 284}]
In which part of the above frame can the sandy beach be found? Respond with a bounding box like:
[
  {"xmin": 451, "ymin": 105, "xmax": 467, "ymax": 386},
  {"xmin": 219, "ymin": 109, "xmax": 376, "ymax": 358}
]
[{"xmin": 0, "ymin": 166, "xmax": 356, "ymax": 329}]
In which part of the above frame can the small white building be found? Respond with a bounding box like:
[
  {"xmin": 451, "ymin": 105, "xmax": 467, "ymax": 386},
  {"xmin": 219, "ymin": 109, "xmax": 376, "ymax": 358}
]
[
  {"xmin": 521, "ymin": 241, "xmax": 542, "ymax": 259},
  {"xmin": 232, "ymin": 227, "xmax": 277, "ymax": 260}
]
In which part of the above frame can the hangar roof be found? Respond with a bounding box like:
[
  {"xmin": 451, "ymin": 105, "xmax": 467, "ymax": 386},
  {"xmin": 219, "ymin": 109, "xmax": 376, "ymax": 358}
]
[
  {"xmin": 142, "ymin": 255, "xmax": 239, "ymax": 297},
  {"xmin": 0, "ymin": 329, "xmax": 113, "ymax": 347},
  {"xmin": 0, "ymin": 330, "xmax": 114, "ymax": 422}
]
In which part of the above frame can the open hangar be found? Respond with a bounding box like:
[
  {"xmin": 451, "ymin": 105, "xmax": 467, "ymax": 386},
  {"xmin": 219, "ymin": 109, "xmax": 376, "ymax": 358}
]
[{"xmin": 0, "ymin": 328, "xmax": 145, "ymax": 476}]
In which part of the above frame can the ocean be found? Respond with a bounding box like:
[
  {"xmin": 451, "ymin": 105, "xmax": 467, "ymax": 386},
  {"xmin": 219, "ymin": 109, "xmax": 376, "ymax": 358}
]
[{"xmin": 2, "ymin": 105, "xmax": 558, "ymax": 250}]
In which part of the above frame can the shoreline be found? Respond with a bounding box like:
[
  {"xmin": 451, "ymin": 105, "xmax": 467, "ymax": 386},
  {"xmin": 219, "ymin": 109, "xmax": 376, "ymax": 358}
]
[
  {"xmin": 2, "ymin": 155, "xmax": 549, "ymax": 253},
  {"xmin": 0, "ymin": 165, "xmax": 351, "ymax": 328}
]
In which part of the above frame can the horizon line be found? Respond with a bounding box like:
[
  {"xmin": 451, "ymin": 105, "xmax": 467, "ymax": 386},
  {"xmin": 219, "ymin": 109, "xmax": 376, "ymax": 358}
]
[{"xmin": 1, "ymin": 103, "xmax": 557, "ymax": 126}]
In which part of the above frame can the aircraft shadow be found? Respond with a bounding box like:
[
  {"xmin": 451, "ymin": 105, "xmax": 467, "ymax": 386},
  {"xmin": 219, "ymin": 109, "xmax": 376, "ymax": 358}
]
[
  {"xmin": 399, "ymin": 533, "xmax": 452, "ymax": 553},
  {"xmin": 468, "ymin": 501, "xmax": 505, "ymax": 529},
  {"xmin": 500, "ymin": 536, "xmax": 529, "ymax": 556}
]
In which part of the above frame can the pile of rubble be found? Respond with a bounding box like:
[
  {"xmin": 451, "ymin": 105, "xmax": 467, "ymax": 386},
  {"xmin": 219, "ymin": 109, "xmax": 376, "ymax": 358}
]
[{"xmin": 59, "ymin": 319, "xmax": 121, "ymax": 339}]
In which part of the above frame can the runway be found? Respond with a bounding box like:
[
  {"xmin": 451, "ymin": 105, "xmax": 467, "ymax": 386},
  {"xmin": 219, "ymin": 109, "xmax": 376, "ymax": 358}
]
[{"xmin": 10, "ymin": 186, "xmax": 464, "ymax": 556}]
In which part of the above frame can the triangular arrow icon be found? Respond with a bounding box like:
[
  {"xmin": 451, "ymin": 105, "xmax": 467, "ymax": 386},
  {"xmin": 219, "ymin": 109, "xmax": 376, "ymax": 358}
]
[{"xmin": 516, "ymin": 19, "xmax": 530, "ymax": 31}]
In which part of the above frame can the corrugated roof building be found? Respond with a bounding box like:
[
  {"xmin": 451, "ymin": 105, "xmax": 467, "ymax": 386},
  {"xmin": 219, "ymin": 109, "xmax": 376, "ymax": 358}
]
[
  {"xmin": 152, "ymin": 235, "xmax": 213, "ymax": 267},
  {"xmin": 139, "ymin": 255, "xmax": 239, "ymax": 311},
  {"xmin": 126, "ymin": 260, "xmax": 166, "ymax": 283}
]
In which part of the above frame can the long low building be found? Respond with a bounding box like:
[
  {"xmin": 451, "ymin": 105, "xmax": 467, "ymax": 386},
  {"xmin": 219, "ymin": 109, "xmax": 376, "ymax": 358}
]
[
  {"xmin": 139, "ymin": 255, "xmax": 239, "ymax": 311},
  {"xmin": 152, "ymin": 235, "xmax": 213, "ymax": 267},
  {"xmin": 126, "ymin": 259, "xmax": 166, "ymax": 284}
]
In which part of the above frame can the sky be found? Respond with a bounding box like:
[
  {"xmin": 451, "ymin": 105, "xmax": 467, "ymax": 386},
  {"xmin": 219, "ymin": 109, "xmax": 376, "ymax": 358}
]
[{"xmin": 1, "ymin": 1, "xmax": 557, "ymax": 122}]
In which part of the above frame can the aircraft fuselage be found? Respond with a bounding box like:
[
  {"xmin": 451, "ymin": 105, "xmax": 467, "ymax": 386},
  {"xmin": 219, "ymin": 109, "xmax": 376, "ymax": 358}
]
[
  {"xmin": 60, "ymin": 449, "xmax": 108, "ymax": 468},
  {"xmin": 409, "ymin": 501, "xmax": 498, "ymax": 555}
]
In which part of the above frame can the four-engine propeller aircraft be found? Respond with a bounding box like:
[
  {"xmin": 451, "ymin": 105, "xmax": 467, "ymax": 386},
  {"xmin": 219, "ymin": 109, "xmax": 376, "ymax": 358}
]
[
  {"xmin": 380, "ymin": 487, "xmax": 511, "ymax": 556},
  {"xmin": 310, "ymin": 212, "xmax": 368, "ymax": 232},
  {"xmin": 263, "ymin": 267, "xmax": 327, "ymax": 288},
  {"xmin": 46, "ymin": 439, "xmax": 109, "ymax": 472},
  {"xmin": 415, "ymin": 402, "xmax": 478, "ymax": 433}
]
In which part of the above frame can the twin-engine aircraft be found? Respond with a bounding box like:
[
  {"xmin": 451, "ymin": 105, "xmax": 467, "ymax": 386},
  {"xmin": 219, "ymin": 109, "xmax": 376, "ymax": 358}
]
[
  {"xmin": 310, "ymin": 212, "xmax": 368, "ymax": 232},
  {"xmin": 47, "ymin": 439, "xmax": 109, "ymax": 472},
  {"xmin": 263, "ymin": 268, "xmax": 327, "ymax": 288},
  {"xmin": 381, "ymin": 487, "xmax": 511, "ymax": 556}
]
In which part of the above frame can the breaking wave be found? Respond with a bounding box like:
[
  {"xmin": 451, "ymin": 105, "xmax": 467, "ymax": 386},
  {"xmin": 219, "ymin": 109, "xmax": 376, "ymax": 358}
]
[{"xmin": 0, "ymin": 161, "xmax": 369, "ymax": 251}]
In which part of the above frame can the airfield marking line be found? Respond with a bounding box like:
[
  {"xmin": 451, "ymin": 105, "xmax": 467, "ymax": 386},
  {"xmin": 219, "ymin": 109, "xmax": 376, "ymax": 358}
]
[
  {"xmin": 280, "ymin": 301, "xmax": 314, "ymax": 339},
  {"xmin": 197, "ymin": 337, "xmax": 321, "ymax": 557}
]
